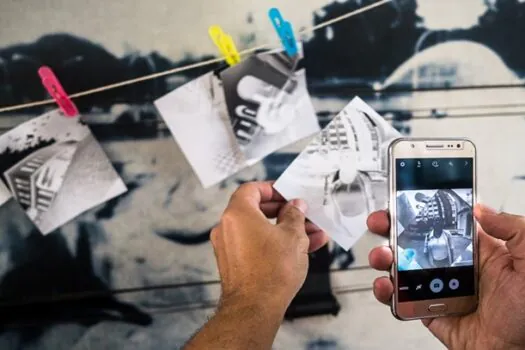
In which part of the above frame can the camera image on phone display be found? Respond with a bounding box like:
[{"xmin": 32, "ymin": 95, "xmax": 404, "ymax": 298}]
[
  {"xmin": 396, "ymin": 189, "xmax": 474, "ymax": 271},
  {"xmin": 394, "ymin": 157, "xmax": 476, "ymax": 302}
]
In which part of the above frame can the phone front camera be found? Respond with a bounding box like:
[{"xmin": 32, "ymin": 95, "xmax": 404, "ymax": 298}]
[
  {"xmin": 411, "ymin": 144, "xmax": 415, "ymax": 148},
  {"xmin": 457, "ymin": 144, "xmax": 461, "ymax": 148}
]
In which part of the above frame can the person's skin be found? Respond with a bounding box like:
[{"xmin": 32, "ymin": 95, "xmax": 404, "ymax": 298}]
[
  {"xmin": 368, "ymin": 204, "xmax": 525, "ymax": 349},
  {"xmin": 183, "ymin": 182, "xmax": 329, "ymax": 350}
]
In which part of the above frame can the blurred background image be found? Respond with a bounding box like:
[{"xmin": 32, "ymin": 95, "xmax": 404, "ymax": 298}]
[{"xmin": 0, "ymin": 1, "xmax": 523, "ymax": 349}]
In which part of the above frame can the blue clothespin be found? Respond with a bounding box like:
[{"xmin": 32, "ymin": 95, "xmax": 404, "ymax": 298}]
[{"xmin": 268, "ymin": 8, "xmax": 298, "ymax": 58}]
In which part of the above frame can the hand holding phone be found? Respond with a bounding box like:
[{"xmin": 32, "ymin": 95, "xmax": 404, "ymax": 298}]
[
  {"xmin": 388, "ymin": 138, "xmax": 478, "ymax": 320},
  {"xmin": 366, "ymin": 138, "xmax": 525, "ymax": 348}
]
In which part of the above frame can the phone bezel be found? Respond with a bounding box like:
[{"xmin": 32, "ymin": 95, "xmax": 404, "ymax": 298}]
[{"xmin": 388, "ymin": 137, "xmax": 479, "ymax": 320}]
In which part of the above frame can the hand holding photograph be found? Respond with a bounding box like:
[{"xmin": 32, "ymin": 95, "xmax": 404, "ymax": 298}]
[
  {"xmin": 0, "ymin": 109, "xmax": 127, "ymax": 235},
  {"xmin": 154, "ymin": 49, "xmax": 320, "ymax": 188},
  {"xmin": 273, "ymin": 97, "xmax": 401, "ymax": 250}
]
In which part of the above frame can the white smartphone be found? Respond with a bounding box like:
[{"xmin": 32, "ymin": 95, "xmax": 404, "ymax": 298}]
[{"xmin": 388, "ymin": 138, "xmax": 478, "ymax": 320}]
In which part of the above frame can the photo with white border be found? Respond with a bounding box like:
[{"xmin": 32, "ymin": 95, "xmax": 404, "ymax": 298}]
[
  {"xmin": 274, "ymin": 97, "xmax": 400, "ymax": 250},
  {"xmin": 0, "ymin": 109, "xmax": 128, "ymax": 234}
]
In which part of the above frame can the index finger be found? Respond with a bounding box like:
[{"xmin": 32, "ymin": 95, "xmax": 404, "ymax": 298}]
[{"xmin": 229, "ymin": 181, "xmax": 286, "ymax": 209}]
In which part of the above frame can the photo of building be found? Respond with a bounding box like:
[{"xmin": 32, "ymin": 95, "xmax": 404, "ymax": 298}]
[
  {"xmin": 4, "ymin": 141, "xmax": 78, "ymax": 220},
  {"xmin": 0, "ymin": 110, "xmax": 127, "ymax": 235}
]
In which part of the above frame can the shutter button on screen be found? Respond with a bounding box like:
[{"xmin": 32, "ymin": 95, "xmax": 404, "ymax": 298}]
[{"xmin": 430, "ymin": 278, "xmax": 444, "ymax": 293}]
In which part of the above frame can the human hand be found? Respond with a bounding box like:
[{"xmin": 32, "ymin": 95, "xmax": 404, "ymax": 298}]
[
  {"xmin": 211, "ymin": 181, "xmax": 329, "ymax": 316},
  {"xmin": 367, "ymin": 205, "xmax": 525, "ymax": 349}
]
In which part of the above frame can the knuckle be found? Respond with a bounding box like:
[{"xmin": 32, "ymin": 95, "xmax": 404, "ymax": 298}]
[
  {"xmin": 500, "ymin": 213, "xmax": 525, "ymax": 233},
  {"xmin": 220, "ymin": 208, "xmax": 238, "ymax": 227},
  {"xmin": 280, "ymin": 210, "xmax": 306, "ymax": 235},
  {"xmin": 517, "ymin": 216, "xmax": 525, "ymax": 229},
  {"xmin": 210, "ymin": 227, "xmax": 220, "ymax": 246},
  {"xmin": 283, "ymin": 205, "xmax": 303, "ymax": 221},
  {"xmin": 510, "ymin": 216, "xmax": 525, "ymax": 237},
  {"xmin": 298, "ymin": 232, "xmax": 309, "ymax": 246}
]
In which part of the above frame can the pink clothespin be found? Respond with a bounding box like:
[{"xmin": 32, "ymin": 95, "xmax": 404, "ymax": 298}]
[{"xmin": 38, "ymin": 66, "xmax": 79, "ymax": 117}]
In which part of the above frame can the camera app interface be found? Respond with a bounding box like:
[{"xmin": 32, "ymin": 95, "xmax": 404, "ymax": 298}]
[{"xmin": 396, "ymin": 158, "xmax": 474, "ymax": 302}]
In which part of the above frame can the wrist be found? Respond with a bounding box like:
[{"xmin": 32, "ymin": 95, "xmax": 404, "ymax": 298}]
[
  {"xmin": 218, "ymin": 292, "xmax": 287, "ymax": 325},
  {"xmin": 184, "ymin": 292, "xmax": 286, "ymax": 350}
]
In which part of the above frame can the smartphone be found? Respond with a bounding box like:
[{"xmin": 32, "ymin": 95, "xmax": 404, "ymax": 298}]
[{"xmin": 388, "ymin": 138, "xmax": 478, "ymax": 320}]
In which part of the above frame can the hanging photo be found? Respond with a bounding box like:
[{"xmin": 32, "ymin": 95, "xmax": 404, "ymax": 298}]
[
  {"xmin": 273, "ymin": 97, "xmax": 401, "ymax": 250},
  {"xmin": 220, "ymin": 50, "xmax": 308, "ymax": 160},
  {"xmin": 0, "ymin": 109, "xmax": 127, "ymax": 235},
  {"xmin": 154, "ymin": 48, "xmax": 320, "ymax": 188}
]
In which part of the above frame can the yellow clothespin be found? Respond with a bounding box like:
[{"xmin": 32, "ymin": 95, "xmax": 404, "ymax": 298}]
[{"xmin": 208, "ymin": 25, "xmax": 241, "ymax": 67}]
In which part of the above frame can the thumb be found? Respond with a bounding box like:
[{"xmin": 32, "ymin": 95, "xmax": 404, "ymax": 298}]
[
  {"xmin": 277, "ymin": 199, "xmax": 307, "ymax": 232},
  {"xmin": 474, "ymin": 204, "xmax": 525, "ymax": 272}
]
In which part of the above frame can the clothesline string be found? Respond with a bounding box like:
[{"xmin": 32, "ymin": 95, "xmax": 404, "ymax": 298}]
[
  {"xmin": 0, "ymin": 0, "xmax": 392, "ymax": 114},
  {"xmin": 0, "ymin": 265, "xmax": 373, "ymax": 308}
]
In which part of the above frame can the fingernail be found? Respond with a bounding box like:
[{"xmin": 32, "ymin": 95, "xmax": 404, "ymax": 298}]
[
  {"xmin": 291, "ymin": 199, "xmax": 308, "ymax": 214},
  {"xmin": 477, "ymin": 204, "xmax": 497, "ymax": 215}
]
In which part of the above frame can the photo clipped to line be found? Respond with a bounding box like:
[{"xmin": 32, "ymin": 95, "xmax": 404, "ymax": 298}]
[
  {"xmin": 154, "ymin": 46, "xmax": 320, "ymax": 188},
  {"xmin": 396, "ymin": 188, "xmax": 474, "ymax": 271},
  {"xmin": 0, "ymin": 109, "xmax": 128, "ymax": 235},
  {"xmin": 274, "ymin": 97, "xmax": 401, "ymax": 250},
  {"xmin": 220, "ymin": 47, "xmax": 317, "ymax": 161}
]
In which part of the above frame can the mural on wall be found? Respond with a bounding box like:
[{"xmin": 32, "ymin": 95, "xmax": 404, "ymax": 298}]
[{"xmin": 0, "ymin": 0, "xmax": 525, "ymax": 348}]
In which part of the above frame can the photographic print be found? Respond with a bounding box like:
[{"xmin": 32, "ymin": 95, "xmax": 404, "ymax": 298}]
[
  {"xmin": 0, "ymin": 109, "xmax": 127, "ymax": 234},
  {"xmin": 396, "ymin": 188, "xmax": 474, "ymax": 271},
  {"xmin": 220, "ymin": 48, "xmax": 316, "ymax": 160},
  {"xmin": 274, "ymin": 97, "xmax": 400, "ymax": 250},
  {"xmin": 154, "ymin": 71, "xmax": 247, "ymax": 188},
  {"xmin": 154, "ymin": 50, "xmax": 319, "ymax": 188}
]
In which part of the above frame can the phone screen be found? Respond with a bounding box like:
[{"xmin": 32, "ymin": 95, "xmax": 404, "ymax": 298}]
[{"xmin": 395, "ymin": 158, "xmax": 475, "ymax": 302}]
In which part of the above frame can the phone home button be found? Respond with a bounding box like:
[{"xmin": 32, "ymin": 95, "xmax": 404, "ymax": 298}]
[{"xmin": 428, "ymin": 304, "xmax": 447, "ymax": 313}]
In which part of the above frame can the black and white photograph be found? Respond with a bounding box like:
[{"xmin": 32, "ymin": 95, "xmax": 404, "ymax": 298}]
[
  {"xmin": 154, "ymin": 49, "xmax": 319, "ymax": 188},
  {"xmin": 220, "ymin": 47, "xmax": 317, "ymax": 161},
  {"xmin": 274, "ymin": 97, "xmax": 400, "ymax": 250},
  {"xmin": 0, "ymin": 109, "xmax": 127, "ymax": 235},
  {"xmin": 155, "ymin": 71, "xmax": 244, "ymax": 188},
  {"xmin": 396, "ymin": 188, "xmax": 474, "ymax": 271}
]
